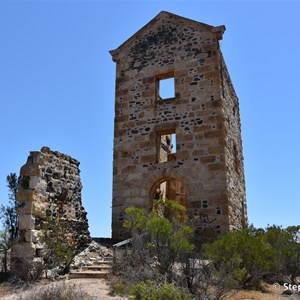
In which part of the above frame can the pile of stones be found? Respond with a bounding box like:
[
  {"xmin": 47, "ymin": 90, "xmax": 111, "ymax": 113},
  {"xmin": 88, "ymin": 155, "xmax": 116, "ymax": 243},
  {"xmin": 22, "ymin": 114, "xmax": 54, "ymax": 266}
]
[{"xmin": 71, "ymin": 240, "xmax": 113, "ymax": 270}]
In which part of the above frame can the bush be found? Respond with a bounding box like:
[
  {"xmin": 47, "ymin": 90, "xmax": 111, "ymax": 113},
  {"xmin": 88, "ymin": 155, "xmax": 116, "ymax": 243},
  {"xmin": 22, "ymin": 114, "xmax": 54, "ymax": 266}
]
[
  {"xmin": 203, "ymin": 226, "xmax": 274, "ymax": 288},
  {"xmin": 40, "ymin": 217, "xmax": 76, "ymax": 276},
  {"xmin": 17, "ymin": 281, "xmax": 96, "ymax": 300},
  {"xmin": 12, "ymin": 257, "xmax": 44, "ymax": 284},
  {"xmin": 129, "ymin": 281, "xmax": 191, "ymax": 300},
  {"xmin": 114, "ymin": 200, "xmax": 232, "ymax": 299},
  {"xmin": 264, "ymin": 225, "xmax": 300, "ymax": 284}
]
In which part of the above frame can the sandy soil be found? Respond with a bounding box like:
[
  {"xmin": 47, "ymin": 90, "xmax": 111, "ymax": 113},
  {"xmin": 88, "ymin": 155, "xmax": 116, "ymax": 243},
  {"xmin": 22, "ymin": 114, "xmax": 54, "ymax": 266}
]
[{"xmin": 0, "ymin": 278, "xmax": 127, "ymax": 300}]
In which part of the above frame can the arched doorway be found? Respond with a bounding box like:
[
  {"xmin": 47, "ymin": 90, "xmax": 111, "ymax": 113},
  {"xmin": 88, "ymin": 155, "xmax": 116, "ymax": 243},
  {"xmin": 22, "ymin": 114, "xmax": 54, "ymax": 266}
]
[{"xmin": 150, "ymin": 178, "xmax": 187, "ymax": 208}]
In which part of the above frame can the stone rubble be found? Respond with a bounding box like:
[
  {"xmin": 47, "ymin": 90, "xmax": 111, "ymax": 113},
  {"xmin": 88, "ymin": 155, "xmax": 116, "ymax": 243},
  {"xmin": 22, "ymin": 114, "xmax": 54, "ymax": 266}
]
[{"xmin": 71, "ymin": 240, "xmax": 113, "ymax": 271}]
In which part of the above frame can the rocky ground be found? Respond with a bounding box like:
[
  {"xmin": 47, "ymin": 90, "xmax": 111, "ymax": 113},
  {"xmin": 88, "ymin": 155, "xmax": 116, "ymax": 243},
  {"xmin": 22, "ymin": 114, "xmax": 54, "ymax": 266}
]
[
  {"xmin": 1, "ymin": 241, "xmax": 299, "ymax": 299},
  {"xmin": 71, "ymin": 240, "xmax": 113, "ymax": 270},
  {"xmin": 0, "ymin": 240, "xmax": 126, "ymax": 300}
]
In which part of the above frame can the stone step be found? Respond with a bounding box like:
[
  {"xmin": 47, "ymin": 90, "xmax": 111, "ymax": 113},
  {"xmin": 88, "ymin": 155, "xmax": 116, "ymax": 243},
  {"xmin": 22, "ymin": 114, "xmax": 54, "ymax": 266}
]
[
  {"xmin": 69, "ymin": 270, "xmax": 111, "ymax": 279},
  {"xmin": 69, "ymin": 254, "xmax": 114, "ymax": 279},
  {"xmin": 95, "ymin": 259, "xmax": 113, "ymax": 264},
  {"xmin": 100, "ymin": 257, "xmax": 114, "ymax": 263},
  {"xmin": 82, "ymin": 264, "xmax": 112, "ymax": 271}
]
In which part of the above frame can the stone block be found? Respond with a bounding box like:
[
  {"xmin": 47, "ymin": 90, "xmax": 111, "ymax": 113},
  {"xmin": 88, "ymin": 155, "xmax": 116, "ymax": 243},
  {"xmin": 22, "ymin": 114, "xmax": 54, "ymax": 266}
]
[
  {"xmin": 17, "ymin": 190, "xmax": 35, "ymax": 203},
  {"xmin": 16, "ymin": 200, "xmax": 33, "ymax": 215},
  {"xmin": 35, "ymin": 243, "xmax": 45, "ymax": 250},
  {"xmin": 20, "ymin": 164, "xmax": 41, "ymax": 176},
  {"xmin": 32, "ymin": 204, "xmax": 47, "ymax": 218},
  {"xmin": 11, "ymin": 242, "xmax": 35, "ymax": 258},
  {"xmin": 29, "ymin": 176, "xmax": 46, "ymax": 190},
  {"xmin": 200, "ymin": 155, "xmax": 216, "ymax": 164},
  {"xmin": 25, "ymin": 230, "xmax": 39, "ymax": 243},
  {"xmin": 19, "ymin": 214, "xmax": 35, "ymax": 230},
  {"xmin": 121, "ymin": 165, "xmax": 136, "ymax": 174},
  {"xmin": 36, "ymin": 249, "xmax": 47, "ymax": 257},
  {"xmin": 140, "ymin": 154, "xmax": 156, "ymax": 164}
]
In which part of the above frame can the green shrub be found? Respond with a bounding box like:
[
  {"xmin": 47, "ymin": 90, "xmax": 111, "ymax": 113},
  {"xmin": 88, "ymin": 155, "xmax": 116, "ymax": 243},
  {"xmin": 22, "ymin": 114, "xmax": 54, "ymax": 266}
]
[
  {"xmin": 120, "ymin": 200, "xmax": 195, "ymax": 283},
  {"xmin": 129, "ymin": 281, "xmax": 191, "ymax": 300},
  {"xmin": 203, "ymin": 226, "xmax": 274, "ymax": 288},
  {"xmin": 264, "ymin": 225, "xmax": 300, "ymax": 284},
  {"xmin": 114, "ymin": 283, "xmax": 128, "ymax": 295},
  {"xmin": 40, "ymin": 217, "xmax": 76, "ymax": 276}
]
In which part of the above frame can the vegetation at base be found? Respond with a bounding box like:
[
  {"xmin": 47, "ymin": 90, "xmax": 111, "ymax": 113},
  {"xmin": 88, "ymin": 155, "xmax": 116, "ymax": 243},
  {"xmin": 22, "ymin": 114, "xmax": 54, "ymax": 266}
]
[
  {"xmin": 113, "ymin": 199, "xmax": 234, "ymax": 300},
  {"xmin": 0, "ymin": 173, "xmax": 22, "ymax": 273},
  {"xmin": 129, "ymin": 281, "xmax": 191, "ymax": 300},
  {"xmin": 0, "ymin": 172, "xmax": 77, "ymax": 280},
  {"xmin": 203, "ymin": 225, "xmax": 300, "ymax": 288},
  {"xmin": 40, "ymin": 216, "xmax": 76, "ymax": 276},
  {"xmin": 0, "ymin": 173, "xmax": 20, "ymax": 242},
  {"xmin": 113, "ymin": 200, "xmax": 300, "ymax": 299},
  {"xmin": 263, "ymin": 225, "xmax": 300, "ymax": 284},
  {"xmin": 17, "ymin": 282, "xmax": 96, "ymax": 300},
  {"xmin": 0, "ymin": 229, "xmax": 11, "ymax": 272}
]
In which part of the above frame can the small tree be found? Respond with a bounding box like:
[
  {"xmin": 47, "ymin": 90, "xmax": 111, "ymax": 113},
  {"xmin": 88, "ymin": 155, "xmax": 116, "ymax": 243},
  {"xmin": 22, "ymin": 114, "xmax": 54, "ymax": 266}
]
[
  {"xmin": 114, "ymin": 200, "xmax": 234, "ymax": 300},
  {"xmin": 203, "ymin": 226, "xmax": 274, "ymax": 289},
  {"xmin": 0, "ymin": 173, "xmax": 20, "ymax": 242},
  {"xmin": 119, "ymin": 200, "xmax": 194, "ymax": 283},
  {"xmin": 0, "ymin": 229, "xmax": 11, "ymax": 272},
  {"xmin": 265, "ymin": 225, "xmax": 300, "ymax": 284},
  {"xmin": 40, "ymin": 217, "xmax": 76, "ymax": 276}
]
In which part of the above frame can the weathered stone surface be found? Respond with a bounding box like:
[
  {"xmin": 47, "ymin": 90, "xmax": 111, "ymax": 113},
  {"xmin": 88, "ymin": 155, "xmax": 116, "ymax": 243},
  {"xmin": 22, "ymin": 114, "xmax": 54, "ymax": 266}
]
[
  {"xmin": 19, "ymin": 215, "xmax": 35, "ymax": 230},
  {"xmin": 12, "ymin": 147, "xmax": 91, "ymax": 271},
  {"xmin": 36, "ymin": 249, "xmax": 47, "ymax": 257},
  {"xmin": 25, "ymin": 230, "xmax": 39, "ymax": 243},
  {"xmin": 110, "ymin": 11, "xmax": 247, "ymax": 242},
  {"xmin": 11, "ymin": 242, "xmax": 35, "ymax": 258}
]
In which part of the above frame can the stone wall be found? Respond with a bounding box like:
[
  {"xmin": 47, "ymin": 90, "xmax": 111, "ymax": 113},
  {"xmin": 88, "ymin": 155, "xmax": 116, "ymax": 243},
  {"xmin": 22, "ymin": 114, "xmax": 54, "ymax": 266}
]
[
  {"xmin": 220, "ymin": 55, "xmax": 248, "ymax": 230},
  {"xmin": 11, "ymin": 147, "xmax": 91, "ymax": 269},
  {"xmin": 110, "ymin": 11, "xmax": 247, "ymax": 242}
]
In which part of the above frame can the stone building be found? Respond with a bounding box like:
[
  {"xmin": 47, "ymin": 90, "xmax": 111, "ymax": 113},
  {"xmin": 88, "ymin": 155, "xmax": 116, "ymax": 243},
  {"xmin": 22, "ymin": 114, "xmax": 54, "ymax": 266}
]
[
  {"xmin": 11, "ymin": 147, "xmax": 90, "ymax": 269},
  {"xmin": 110, "ymin": 11, "xmax": 247, "ymax": 241}
]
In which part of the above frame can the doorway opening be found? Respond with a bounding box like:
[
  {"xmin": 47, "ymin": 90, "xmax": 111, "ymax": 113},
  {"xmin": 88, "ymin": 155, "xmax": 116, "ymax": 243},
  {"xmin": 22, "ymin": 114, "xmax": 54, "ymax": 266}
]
[{"xmin": 151, "ymin": 178, "xmax": 187, "ymax": 208}]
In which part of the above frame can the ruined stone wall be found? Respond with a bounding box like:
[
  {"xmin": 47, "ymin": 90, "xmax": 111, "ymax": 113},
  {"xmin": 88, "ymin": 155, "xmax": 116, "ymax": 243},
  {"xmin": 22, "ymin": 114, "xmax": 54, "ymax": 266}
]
[
  {"xmin": 220, "ymin": 56, "xmax": 248, "ymax": 230},
  {"xmin": 11, "ymin": 147, "xmax": 90, "ymax": 268},
  {"xmin": 110, "ymin": 11, "xmax": 247, "ymax": 241}
]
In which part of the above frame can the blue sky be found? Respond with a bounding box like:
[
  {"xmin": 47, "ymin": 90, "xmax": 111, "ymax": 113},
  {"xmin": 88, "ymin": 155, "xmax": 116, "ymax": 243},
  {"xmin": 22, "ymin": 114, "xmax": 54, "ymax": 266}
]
[{"xmin": 0, "ymin": 0, "xmax": 299, "ymax": 237}]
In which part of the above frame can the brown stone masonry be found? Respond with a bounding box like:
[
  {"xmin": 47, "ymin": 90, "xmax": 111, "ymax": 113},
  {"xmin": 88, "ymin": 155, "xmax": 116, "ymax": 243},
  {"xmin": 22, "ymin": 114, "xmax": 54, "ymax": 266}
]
[
  {"xmin": 110, "ymin": 11, "xmax": 247, "ymax": 241},
  {"xmin": 11, "ymin": 147, "xmax": 91, "ymax": 270}
]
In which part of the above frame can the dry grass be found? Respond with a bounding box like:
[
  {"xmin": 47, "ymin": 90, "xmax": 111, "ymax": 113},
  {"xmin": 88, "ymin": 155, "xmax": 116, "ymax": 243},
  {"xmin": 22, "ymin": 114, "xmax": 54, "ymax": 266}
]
[
  {"xmin": 232, "ymin": 290, "xmax": 280, "ymax": 300},
  {"xmin": 1, "ymin": 279, "xmax": 297, "ymax": 300},
  {"xmin": 0, "ymin": 278, "xmax": 125, "ymax": 300},
  {"xmin": 17, "ymin": 281, "xmax": 96, "ymax": 300},
  {"xmin": 0, "ymin": 284, "xmax": 13, "ymax": 294},
  {"xmin": 229, "ymin": 283, "xmax": 295, "ymax": 300}
]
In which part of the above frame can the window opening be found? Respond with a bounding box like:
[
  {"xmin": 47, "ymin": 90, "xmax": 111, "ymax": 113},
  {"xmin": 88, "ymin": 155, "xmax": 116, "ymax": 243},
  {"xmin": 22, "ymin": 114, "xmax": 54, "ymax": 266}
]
[
  {"xmin": 158, "ymin": 77, "xmax": 175, "ymax": 99},
  {"xmin": 214, "ymin": 225, "xmax": 221, "ymax": 234},
  {"xmin": 200, "ymin": 214, "xmax": 209, "ymax": 223},
  {"xmin": 171, "ymin": 133, "xmax": 176, "ymax": 152},
  {"xmin": 202, "ymin": 200, "xmax": 208, "ymax": 209},
  {"xmin": 158, "ymin": 132, "xmax": 176, "ymax": 163}
]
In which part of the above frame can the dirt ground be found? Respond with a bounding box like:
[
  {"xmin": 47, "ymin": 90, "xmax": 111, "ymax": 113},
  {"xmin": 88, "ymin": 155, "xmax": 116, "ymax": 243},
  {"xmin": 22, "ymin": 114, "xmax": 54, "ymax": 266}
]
[
  {"xmin": 1, "ymin": 279, "xmax": 300, "ymax": 300},
  {"xmin": 0, "ymin": 278, "xmax": 127, "ymax": 300}
]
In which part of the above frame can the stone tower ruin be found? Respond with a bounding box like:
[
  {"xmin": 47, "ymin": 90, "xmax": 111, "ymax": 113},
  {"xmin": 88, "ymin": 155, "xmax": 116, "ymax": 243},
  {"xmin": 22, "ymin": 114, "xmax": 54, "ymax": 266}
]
[
  {"xmin": 110, "ymin": 11, "xmax": 247, "ymax": 241},
  {"xmin": 11, "ymin": 147, "xmax": 90, "ymax": 269}
]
